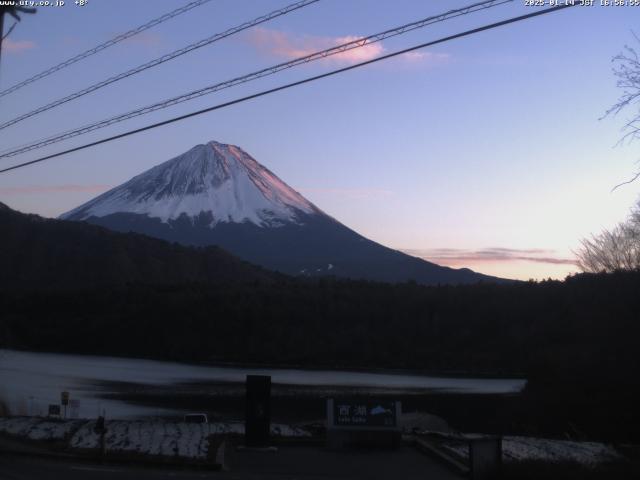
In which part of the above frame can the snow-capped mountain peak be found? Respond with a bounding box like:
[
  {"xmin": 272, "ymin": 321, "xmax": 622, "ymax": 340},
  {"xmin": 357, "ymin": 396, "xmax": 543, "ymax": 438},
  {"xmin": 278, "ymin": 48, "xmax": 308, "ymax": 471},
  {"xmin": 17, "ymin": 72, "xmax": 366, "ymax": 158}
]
[
  {"xmin": 61, "ymin": 141, "xmax": 320, "ymax": 227},
  {"xmin": 60, "ymin": 140, "xmax": 499, "ymax": 285}
]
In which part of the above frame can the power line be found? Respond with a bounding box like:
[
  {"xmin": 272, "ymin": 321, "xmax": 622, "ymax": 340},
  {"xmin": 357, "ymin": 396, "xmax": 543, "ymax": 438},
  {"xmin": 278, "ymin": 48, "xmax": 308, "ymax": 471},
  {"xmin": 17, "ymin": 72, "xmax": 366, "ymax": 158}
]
[
  {"xmin": 0, "ymin": 0, "xmax": 512, "ymax": 159},
  {"xmin": 0, "ymin": 0, "xmax": 319, "ymax": 131},
  {"xmin": 0, "ymin": 0, "xmax": 215, "ymax": 98},
  {"xmin": 0, "ymin": 4, "xmax": 576, "ymax": 175}
]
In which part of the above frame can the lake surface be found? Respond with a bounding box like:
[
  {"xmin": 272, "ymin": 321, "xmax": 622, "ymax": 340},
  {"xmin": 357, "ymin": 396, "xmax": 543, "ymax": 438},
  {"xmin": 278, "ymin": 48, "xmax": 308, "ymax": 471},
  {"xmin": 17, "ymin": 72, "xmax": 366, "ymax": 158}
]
[{"xmin": 0, "ymin": 349, "xmax": 526, "ymax": 419}]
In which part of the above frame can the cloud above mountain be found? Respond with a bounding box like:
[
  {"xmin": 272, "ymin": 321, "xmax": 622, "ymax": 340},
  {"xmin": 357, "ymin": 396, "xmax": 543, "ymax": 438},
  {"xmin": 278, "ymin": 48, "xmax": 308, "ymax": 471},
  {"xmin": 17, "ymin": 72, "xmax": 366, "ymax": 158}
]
[
  {"xmin": 246, "ymin": 27, "xmax": 448, "ymax": 65},
  {"xmin": 3, "ymin": 38, "xmax": 36, "ymax": 54},
  {"xmin": 403, "ymin": 247, "xmax": 577, "ymax": 266}
]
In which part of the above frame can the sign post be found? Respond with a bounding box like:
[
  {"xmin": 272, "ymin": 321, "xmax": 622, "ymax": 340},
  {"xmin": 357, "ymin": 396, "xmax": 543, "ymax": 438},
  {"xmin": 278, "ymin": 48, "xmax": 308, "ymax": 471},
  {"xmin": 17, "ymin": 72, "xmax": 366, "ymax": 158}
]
[{"xmin": 60, "ymin": 391, "xmax": 69, "ymax": 419}]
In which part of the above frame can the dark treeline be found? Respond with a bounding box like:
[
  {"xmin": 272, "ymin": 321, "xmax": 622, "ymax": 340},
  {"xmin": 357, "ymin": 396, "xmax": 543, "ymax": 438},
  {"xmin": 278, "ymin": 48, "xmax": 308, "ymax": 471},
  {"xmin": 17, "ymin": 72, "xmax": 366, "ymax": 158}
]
[
  {"xmin": 0, "ymin": 202, "xmax": 276, "ymax": 290},
  {"xmin": 1, "ymin": 271, "xmax": 639, "ymax": 441}
]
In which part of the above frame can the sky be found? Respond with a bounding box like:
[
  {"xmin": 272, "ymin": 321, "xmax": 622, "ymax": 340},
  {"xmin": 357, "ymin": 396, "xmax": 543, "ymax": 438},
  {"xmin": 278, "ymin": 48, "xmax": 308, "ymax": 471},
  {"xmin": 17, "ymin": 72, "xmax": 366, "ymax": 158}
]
[{"xmin": 0, "ymin": 0, "xmax": 638, "ymax": 281}]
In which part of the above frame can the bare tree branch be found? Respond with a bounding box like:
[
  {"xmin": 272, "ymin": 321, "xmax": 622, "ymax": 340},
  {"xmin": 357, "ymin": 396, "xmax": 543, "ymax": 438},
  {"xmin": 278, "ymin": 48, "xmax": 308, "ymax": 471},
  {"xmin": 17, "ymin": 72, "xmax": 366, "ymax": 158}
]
[
  {"xmin": 611, "ymin": 170, "xmax": 640, "ymax": 192},
  {"xmin": 601, "ymin": 33, "xmax": 640, "ymax": 190},
  {"xmin": 2, "ymin": 21, "xmax": 17, "ymax": 41}
]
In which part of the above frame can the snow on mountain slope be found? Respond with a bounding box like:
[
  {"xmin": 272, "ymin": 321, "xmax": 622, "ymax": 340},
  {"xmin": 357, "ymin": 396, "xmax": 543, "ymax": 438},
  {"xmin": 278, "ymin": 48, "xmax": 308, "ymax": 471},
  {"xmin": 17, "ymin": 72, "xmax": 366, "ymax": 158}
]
[{"xmin": 61, "ymin": 141, "xmax": 319, "ymax": 227}]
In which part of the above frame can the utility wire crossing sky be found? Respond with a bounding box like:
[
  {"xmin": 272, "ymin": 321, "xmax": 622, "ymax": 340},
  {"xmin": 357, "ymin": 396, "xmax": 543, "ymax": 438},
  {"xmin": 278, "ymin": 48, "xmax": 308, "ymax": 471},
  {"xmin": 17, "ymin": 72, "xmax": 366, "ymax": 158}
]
[
  {"xmin": 0, "ymin": 0, "xmax": 513, "ymax": 159},
  {"xmin": 0, "ymin": 3, "xmax": 576, "ymax": 175},
  {"xmin": 0, "ymin": 0, "xmax": 320, "ymax": 130},
  {"xmin": 0, "ymin": 0, "xmax": 216, "ymax": 98}
]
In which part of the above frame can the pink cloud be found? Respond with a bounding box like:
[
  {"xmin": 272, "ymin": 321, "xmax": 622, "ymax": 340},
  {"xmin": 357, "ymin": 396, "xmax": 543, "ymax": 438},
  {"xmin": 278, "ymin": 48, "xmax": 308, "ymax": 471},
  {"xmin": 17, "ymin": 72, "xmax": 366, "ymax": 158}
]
[
  {"xmin": 248, "ymin": 28, "xmax": 384, "ymax": 64},
  {"xmin": 3, "ymin": 38, "xmax": 36, "ymax": 54},
  {"xmin": 0, "ymin": 184, "xmax": 110, "ymax": 195},
  {"xmin": 332, "ymin": 35, "xmax": 385, "ymax": 63},
  {"xmin": 402, "ymin": 247, "xmax": 577, "ymax": 267},
  {"xmin": 247, "ymin": 28, "xmax": 450, "ymax": 67}
]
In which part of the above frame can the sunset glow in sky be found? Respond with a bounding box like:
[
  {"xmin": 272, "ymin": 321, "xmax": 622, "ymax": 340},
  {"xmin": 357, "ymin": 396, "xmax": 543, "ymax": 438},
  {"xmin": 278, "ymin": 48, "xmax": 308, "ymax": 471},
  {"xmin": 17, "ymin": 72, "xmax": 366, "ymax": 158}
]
[{"xmin": 1, "ymin": 0, "xmax": 638, "ymax": 281}]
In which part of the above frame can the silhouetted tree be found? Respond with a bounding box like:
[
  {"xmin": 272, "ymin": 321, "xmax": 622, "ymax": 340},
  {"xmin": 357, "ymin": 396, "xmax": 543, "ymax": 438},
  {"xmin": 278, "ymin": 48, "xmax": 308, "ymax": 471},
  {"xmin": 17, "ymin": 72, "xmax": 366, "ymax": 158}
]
[
  {"xmin": 576, "ymin": 199, "xmax": 640, "ymax": 272},
  {"xmin": 576, "ymin": 36, "xmax": 640, "ymax": 271}
]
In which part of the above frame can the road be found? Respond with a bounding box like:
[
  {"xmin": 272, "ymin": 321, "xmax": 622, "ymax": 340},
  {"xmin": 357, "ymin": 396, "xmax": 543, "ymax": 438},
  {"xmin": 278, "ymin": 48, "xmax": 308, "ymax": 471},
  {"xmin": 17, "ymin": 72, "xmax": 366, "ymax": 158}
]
[{"xmin": 0, "ymin": 447, "xmax": 462, "ymax": 479}]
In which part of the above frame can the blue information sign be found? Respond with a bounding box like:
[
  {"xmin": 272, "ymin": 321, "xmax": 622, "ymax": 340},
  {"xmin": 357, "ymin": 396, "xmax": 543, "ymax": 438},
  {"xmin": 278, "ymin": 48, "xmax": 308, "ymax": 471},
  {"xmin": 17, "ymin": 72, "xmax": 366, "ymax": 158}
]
[{"xmin": 333, "ymin": 399, "xmax": 397, "ymax": 427}]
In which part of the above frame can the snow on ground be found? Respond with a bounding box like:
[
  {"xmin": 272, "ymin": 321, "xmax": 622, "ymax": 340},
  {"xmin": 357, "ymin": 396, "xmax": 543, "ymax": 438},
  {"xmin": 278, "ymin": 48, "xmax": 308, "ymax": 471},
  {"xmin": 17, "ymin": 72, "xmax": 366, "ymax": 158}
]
[
  {"xmin": 502, "ymin": 436, "xmax": 622, "ymax": 465},
  {"xmin": 439, "ymin": 434, "xmax": 622, "ymax": 466},
  {"xmin": 0, "ymin": 416, "xmax": 623, "ymax": 465},
  {"xmin": 0, "ymin": 416, "xmax": 310, "ymax": 460},
  {"xmin": 70, "ymin": 420, "xmax": 310, "ymax": 459},
  {"xmin": 70, "ymin": 420, "xmax": 221, "ymax": 459}
]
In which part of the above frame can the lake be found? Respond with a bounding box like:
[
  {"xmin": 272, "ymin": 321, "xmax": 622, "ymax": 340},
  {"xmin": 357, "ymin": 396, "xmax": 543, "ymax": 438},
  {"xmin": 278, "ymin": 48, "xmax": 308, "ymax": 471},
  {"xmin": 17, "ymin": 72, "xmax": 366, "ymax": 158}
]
[{"xmin": 0, "ymin": 349, "xmax": 526, "ymax": 419}]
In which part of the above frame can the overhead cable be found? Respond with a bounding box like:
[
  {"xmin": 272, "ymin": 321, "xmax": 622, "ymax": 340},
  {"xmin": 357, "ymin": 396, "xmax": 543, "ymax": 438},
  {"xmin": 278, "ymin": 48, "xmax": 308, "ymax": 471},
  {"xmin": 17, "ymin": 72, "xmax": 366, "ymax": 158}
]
[
  {"xmin": 0, "ymin": 0, "xmax": 512, "ymax": 158},
  {"xmin": 0, "ymin": 0, "xmax": 216, "ymax": 98},
  {"xmin": 0, "ymin": 4, "xmax": 576, "ymax": 175},
  {"xmin": 0, "ymin": 0, "xmax": 320, "ymax": 130}
]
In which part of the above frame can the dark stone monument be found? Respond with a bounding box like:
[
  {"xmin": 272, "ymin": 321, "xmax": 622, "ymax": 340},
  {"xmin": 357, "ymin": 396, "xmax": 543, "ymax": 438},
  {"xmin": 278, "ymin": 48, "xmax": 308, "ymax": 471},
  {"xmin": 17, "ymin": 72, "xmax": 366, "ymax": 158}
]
[{"xmin": 245, "ymin": 375, "xmax": 271, "ymax": 448}]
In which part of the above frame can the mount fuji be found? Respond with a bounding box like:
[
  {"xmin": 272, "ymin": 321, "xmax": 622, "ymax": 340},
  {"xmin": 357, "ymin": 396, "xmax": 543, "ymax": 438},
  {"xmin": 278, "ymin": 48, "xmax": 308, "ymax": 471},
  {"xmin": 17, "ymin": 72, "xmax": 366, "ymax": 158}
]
[{"xmin": 61, "ymin": 141, "xmax": 497, "ymax": 285}]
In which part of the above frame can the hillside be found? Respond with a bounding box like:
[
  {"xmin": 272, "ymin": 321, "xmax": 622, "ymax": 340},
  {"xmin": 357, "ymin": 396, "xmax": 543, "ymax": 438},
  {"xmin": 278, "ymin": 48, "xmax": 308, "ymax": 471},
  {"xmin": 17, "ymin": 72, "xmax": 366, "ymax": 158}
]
[{"xmin": 0, "ymin": 202, "xmax": 275, "ymax": 290}]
